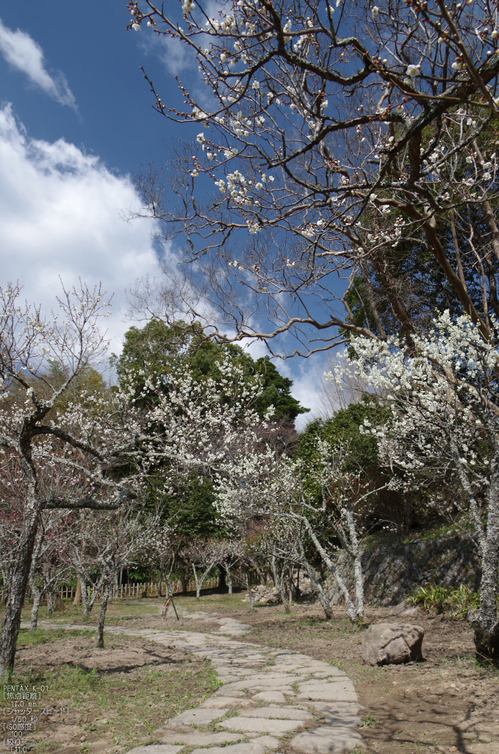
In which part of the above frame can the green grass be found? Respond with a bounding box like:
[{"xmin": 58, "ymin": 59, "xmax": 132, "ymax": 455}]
[
  {"xmin": 5, "ymin": 596, "xmax": 164, "ymax": 628},
  {"xmin": 406, "ymin": 583, "xmax": 482, "ymax": 619},
  {"xmin": 17, "ymin": 628, "xmax": 93, "ymax": 646},
  {"xmin": 6, "ymin": 659, "xmax": 221, "ymax": 752},
  {"xmin": 361, "ymin": 714, "xmax": 380, "ymax": 728}
]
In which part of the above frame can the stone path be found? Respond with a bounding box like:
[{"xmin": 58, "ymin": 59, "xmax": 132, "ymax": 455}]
[{"xmin": 31, "ymin": 618, "xmax": 364, "ymax": 754}]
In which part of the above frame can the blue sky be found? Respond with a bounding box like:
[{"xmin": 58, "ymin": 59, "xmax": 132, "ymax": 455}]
[{"xmin": 0, "ymin": 2, "xmax": 331, "ymax": 427}]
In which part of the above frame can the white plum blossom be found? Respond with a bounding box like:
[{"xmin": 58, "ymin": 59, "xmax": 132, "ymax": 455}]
[
  {"xmin": 247, "ymin": 220, "xmax": 261, "ymax": 234},
  {"xmin": 328, "ymin": 311, "xmax": 499, "ymax": 657},
  {"xmin": 406, "ymin": 64, "xmax": 420, "ymax": 77}
]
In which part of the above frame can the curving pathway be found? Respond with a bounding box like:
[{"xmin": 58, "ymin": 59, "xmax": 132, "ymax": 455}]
[{"xmin": 32, "ymin": 617, "xmax": 365, "ymax": 754}]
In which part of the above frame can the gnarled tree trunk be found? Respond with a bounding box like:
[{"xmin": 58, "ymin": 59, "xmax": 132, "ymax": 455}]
[
  {"xmin": 474, "ymin": 453, "xmax": 499, "ymax": 664},
  {"xmin": 0, "ymin": 501, "xmax": 40, "ymax": 679}
]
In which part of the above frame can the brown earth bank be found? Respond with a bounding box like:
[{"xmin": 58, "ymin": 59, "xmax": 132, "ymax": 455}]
[{"xmin": 1, "ymin": 594, "xmax": 499, "ymax": 754}]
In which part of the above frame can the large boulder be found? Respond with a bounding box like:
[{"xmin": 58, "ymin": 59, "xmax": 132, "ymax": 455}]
[{"xmin": 362, "ymin": 622, "xmax": 424, "ymax": 666}]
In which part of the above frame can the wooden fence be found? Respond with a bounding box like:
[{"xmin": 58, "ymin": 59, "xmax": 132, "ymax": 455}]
[{"xmin": 1, "ymin": 575, "xmax": 220, "ymax": 604}]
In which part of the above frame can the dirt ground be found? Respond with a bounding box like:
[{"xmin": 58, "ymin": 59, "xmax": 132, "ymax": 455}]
[{"xmin": 2, "ymin": 594, "xmax": 498, "ymax": 754}]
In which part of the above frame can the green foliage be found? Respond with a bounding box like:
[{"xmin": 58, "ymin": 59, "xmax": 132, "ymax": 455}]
[
  {"xmin": 5, "ymin": 361, "xmax": 108, "ymax": 416},
  {"xmin": 114, "ymin": 318, "xmax": 307, "ymax": 422},
  {"xmin": 114, "ymin": 319, "xmax": 307, "ymax": 542},
  {"xmin": 407, "ymin": 584, "xmax": 482, "ymax": 619},
  {"xmin": 407, "ymin": 584, "xmax": 450, "ymax": 614},
  {"xmin": 163, "ymin": 473, "xmax": 220, "ymax": 538},
  {"xmin": 253, "ymin": 356, "xmax": 309, "ymax": 422},
  {"xmin": 296, "ymin": 396, "xmax": 388, "ymax": 492}
]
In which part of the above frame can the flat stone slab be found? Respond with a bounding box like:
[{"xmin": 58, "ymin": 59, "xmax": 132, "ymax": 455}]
[
  {"xmin": 239, "ymin": 673, "xmax": 302, "ymax": 684},
  {"xmin": 190, "ymin": 744, "xmax": 266, "ymax": 754},
  {"xmin": 244, "ymin": 707, "xmax": 313, "ymax": 721},
  {"xmin": 220, "ymin": 679, "xmax": 294, "ymax": 693},
  {"xmin": 127, "ymin": 747, "xmax": 183, "ymax": 754},
  {"xmin": 201, "ymin": 697, "xmax": 253, "ymax": 709},
  {"xmin": 169, "ymin": 708, "xmax": 228, "ymax": 726},
  {"xmin": 290, "ymin": 726, "xmax": 365, "ymax": 754},
  {"xmin": 307, "ymin": 702, "xmax": 363, "ymax": 727},
  {"xmin": 218, "ymin": 717, "xmax": 305, "ymax": 735},
  {"xmin": 297, "ymin": 682, "xmax": 357, "ymax": 702},
  {"xmin": 252, "ymin": 691, "xmax": 287, "ymax": 704},
  {"xmin": 158, "ymin": 731, "xmax": 244, "ymax": 746},
  {"xmin": 251, "ymin": 736, "xmax": 280, "ymax": 750},
  {"xmin": 214, "ymin": 688, "xmax": 249, "ymax": 698}
]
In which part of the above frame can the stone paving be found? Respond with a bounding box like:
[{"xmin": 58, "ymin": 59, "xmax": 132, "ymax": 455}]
[
  {"xmin": 116, "ymin": 623, "xmax": 364, "ymax": 754},
  {"xmin": 31, "ymin": 617, "xmax": 364, "ymax": 754}
]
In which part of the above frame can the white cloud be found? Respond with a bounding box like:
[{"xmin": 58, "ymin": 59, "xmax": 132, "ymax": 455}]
[
  {"xmin": 276, "ymin": 356, "xmax": 335, "ymax": 431},
  {"xmin": 0, "ymin": 103, "xmax": 161, "ymax": 355},
  {"xmin": 142, "ymin": 32, "xmax": 195, "ymax": 76},
  {"xmin": 0, "ymin": 19, "xmax": 76, "ymax": 108}
]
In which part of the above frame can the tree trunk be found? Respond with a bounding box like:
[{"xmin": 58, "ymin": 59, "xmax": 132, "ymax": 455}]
[
  {"xmin": 0, "ymin": 504, "xmax": 40, "ymax": 679},
  {"xmin": 86, "ymin": 576, "xmax": 103, "ymax": 617},
  {"xmin": 180, "ymin": 567, "xmax": 189, "ymax": 596},
  {"xmin": 192, "ymin": 564, "xmax": 201, "ymax": 600},
  {"xmin": 299, "ymin": 546, "xmax": 334, "ymax": 620},
  {"xmin": 225, "ymin": 565, "xmax": 233, "ymax": 595},
  {"xmin": 344, "ymin": 509, "xmax": 365, "ymax": 623},
  {"xmin": 474, "ymin": 621, "xmax": 499, "ymax": 663},
  {"xmin": 29, "ymin": 578, "xmax": 43, "ymax": 633},
  {"xmin": 352, "ymin": 551, "xmax": 365, "ymax": 622},
  {"xmin": 96, "ymin": 581, "xmax": 111, "ymax": 649},
  {"xmin": 81, "ymin": 576, "xmax": 91, "ymax": 617},
  {"xmin": 218, "ymin": 567, "xmax": 226, "ymax": 592},
  {"xmin": 247, "ymin": 584, "xmax": 255, "ymax": 612},
  {"xmin": 474, "ymin": 456, "xmax": 499, "ymax": 664},
  {"xmin": 73, "ymin": 576, "xmax": 82, "ymax": 606},
  {"xmin": 192, "ymin": 562, "xmax": 215, "ymax": 600},
  {"xmin": 165, "ymin": 576, "xmax": 172, "ymax": 598},
  {"xmin": 271, "ymin": 556, "xmax": 292, "ymax": 614},
  {"xmin": 294, "ymin": 566, "xmax": 301, "ymax": 600},
  {"xmin": 162, "ymin": 595, "xmax": 173, "ymax": 618}
]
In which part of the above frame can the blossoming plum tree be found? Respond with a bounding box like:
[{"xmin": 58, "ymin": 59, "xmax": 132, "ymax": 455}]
[
  {"xmin": 329, "ymin": 311, "xmax": 499, "ymax": 661},
  {"xmin": 29, "ymin": 510, "xmax": 74, "ymax": 631},
  {"xmin": 0, "ymin": 282, "xmax": 275, "ymax": 677},
  {"xmin": 0, "ymin": 282, "xmax": 139, "ymax": 678},
  {"xmin": 215, "ymin": 439, "xmax": 381, "ymax": 622},
  {"xmin": 127, "ymin": 0, "xmax": 499, "ymax": 354}
]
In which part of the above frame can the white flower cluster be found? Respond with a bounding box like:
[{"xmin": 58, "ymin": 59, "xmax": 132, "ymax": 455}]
[{"xmin": 327, "ymin": 312, "xmax": 499, "ymax": 522}]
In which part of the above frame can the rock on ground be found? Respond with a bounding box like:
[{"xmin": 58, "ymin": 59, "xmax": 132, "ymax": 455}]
[{"xmin": 362, "ymin": 622, "xmax": 424, "ymax": 666}]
